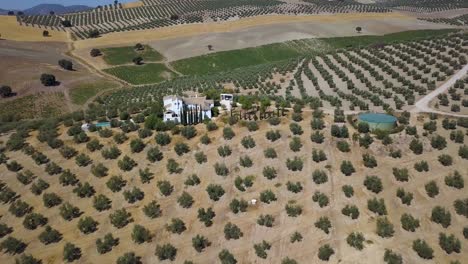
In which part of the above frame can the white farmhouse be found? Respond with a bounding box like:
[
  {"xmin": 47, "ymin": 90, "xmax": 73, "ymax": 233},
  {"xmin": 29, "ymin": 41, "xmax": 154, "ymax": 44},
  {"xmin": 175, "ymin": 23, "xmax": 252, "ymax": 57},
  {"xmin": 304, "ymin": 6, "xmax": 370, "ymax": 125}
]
[
  {"xmin": 163, "ymin": 94, "xmax": 214, "ymax": 123},
  {"xmin": 220, "ymin": 93, "xmax": 234, "ymax": 110}
]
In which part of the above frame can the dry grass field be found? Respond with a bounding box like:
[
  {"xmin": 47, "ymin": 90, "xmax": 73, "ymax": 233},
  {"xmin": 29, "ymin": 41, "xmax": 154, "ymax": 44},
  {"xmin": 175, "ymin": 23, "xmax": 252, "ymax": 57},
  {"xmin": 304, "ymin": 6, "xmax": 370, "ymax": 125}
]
[
  {"xmin": 73, "ymin": 12, "xmax": 436, "ymax": 52},
  {"xmin": 0, "ymin": 16, "xmax": 68, "ymax": 42},
  {"xmin": 0, "ymin": 111, "xmax": 466, "ymax": 264}
]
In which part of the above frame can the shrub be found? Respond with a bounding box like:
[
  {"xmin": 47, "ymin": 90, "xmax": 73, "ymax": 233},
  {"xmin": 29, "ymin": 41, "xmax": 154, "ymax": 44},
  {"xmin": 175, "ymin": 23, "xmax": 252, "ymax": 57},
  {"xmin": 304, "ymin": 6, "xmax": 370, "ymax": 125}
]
[
  {"xmin": 318, "ymin": 244, "xmax": 334, "ymax": 261},
  {"xmin": 438, "ymin": 154, "xmax": 453, "ymax": 166},
  {"xmin": 364, "ymin": 176, "xmax": 383, "ymax": 194},
  {"xmin": 166, "ymin": 158, "xmax": 182, "ymax": 174},
  {"xmin": 239, "ymin": 155, "xmax": 253, "ymax": 168},
  {"xmin": 264, "ymin": 148, "xmax": 277, "ymax": 158},
  {"xmin": 266, "ymin": 130, "xmax": 281, "ymax": 142},
  {"xmin": 63, "ymin": 242, "xmax": 81, "ymax": 262},
  {"xmin": 109, "ymin": 209, "xmax": 132, "ymax": 229},
  {"xmin": 143, "ymin": 201, "xmax": 161, "ymax": 219},
  {"xmin": 431, "ymin": 206, "xmax": 451, "ymax": 228},
  {"xmin": 177, "ymin": 192, "xmax": 194, "ymax": 208},
  {"xmin": 289, "ymin": 123, "xmax": 303, "ymax": 135},
  {"xmin": 454, "ymin": 199, "xmax": 468, "ymax": 217},
  {"xmin": 262, "ymin": 166, "xmax": 277, "ymax": 180},
  {"xmin": 285, "ymin": 203, "xmax": 302, "ymax": 217},
  {"xmin": 342, "ymin": 185, "xmax": 354, "ymax": 197},
  {"xmin": 393, "ymin": 168, "xmax": 409, "ymax": 182},
  {"xmin": 118, "ymin": 155, "xmax": 137, "ymax": 171},
  {"xmin": 42, "ymin": 192, "xmax": 62, "ymax": 208},
  {"xmin": 0, "ymin": 224, "xmax": 12, "ymax": 238},
  {"xmin": 312, "ymin": 149, "xmax": 327, "ymax": 162},
  {"xmin": 123, "ymin": 187, "xmax": 144, "ymax": 204},
  {"xmin": 200, "ymin": 134, "xmax": 211, "ymax": 144},
  {"xmin": 192, "ymin": 234, "xmax": 211, "ymax": 252},
  {"xmin": 157, "ymin": 180, "xmax": 174, "ymax": 196},
  {"xmin": 40, "ymin": 74, "xmax": 57, "ymax": 86},
  {"xmin": 75, "ymin": 153, "xmax": 92, "ymax": 167},
  {"xmin": 367, "ymin": 198, "xmax": 387, "ymax": 215},
  {"xmin": 290, "ymin": 232, "xmax": 302, "ymax": 243},
  {"xmin": 439, "ymin": 233, "xmax": 461, "ymax": 254},
  {"xmin": 214, "ymin": 162, "xmax": 229, "ymax": 176},
  {"xmin": 337, "ymin": 140, "xmax": 351, "ymax": 152},
  {"xmin": 286, "ymin": 157, "xmax": 303, "ymax": 171},
  {"xmin": 185, "ymin": 174, "xmax": 201, "ymax": 186},
  {"xmin": 218, "ymin": 249, "xmax": 236, "ymax": 264},
  {"xmin": 8, "ymin": 200, "xmax": 32, "ymax": 217},
  {"xmin": 396, "ymin": 188, "xmax": 413, "ymax": 205},
  {"xmin": 155, "ymin": 132, "xmax": 171, "ymax": 146},
  {"xmin": 0, "ymin": 236, "xmax": 26, "ymax": 255},
  {"xmin": 376, "ymin": 217, "xmax": 394, "ymax": 238},
  {"xmin": 445, "ymin": 171, "xmax": 464, "ymax": 189},
  {"xmin": 174, "ymin": 142, "xmax": 190, "ymax": 156},
  {"xmin": 217, "ymin": 145, "xmax": 232, "ymax": 157},
  {"xmin": 431, "ymin": 135, "xmax": 447, "ymax": 150},
  {"xmin": 23, "ymin": 213, "xmax": 47, "ymax": 230},
  {"xmin": 342, "ymin": 205, "xmax": 359, "ymax": 219},
  {"xmin": 409, "ymin": 139, "xmax": 423, "ymax": 154},
  {"xmin": 130, "ymin": 139, "xmax": 145, "ymax": 153},
  {"xmin": 107, "ymin": 175, "xmax": 126, "ymax": 193},
  {"xmin": 229, "ymin": 198, "xmax": 248, "ymax": 214},
  {"xmin": 132, "ymin": 225, "xmax": 152, "ymax": 244},
  {"xmin": 197, "ymin": 207, "xmax": 216, "ymax": 227},
  {"xmin": 155, "ymin": 244, "xmax": 177, "ymax": 261},
  {"xmin": 311, "ymin": 131, "xmax": 324, "ymax": 143},
  {"xmin": 194, "ymin": 151, "xmax": 207, "ymax": 164},
  {"xmin": 78, "ymin": 216, "xmax": 98, "ymax": 234},
  {"xmin": 241, "ymin": 136, "xmax": 256, "ymax": 149},
  {"xmin": 147, "ymin": 147, "xmax": 163, "ymax": 162},
  {"xmin": 412, "ymin": 239, "xmax": 433, "ymax": 259},
  {"xmin": 180, "ymin": 126, "xmax": 197, "ymax": 139},
  {"xmin": 459, "ymin": 145, "xmax": 468, "ymax": 159},
  {"xmin": 289, "ymin": 137, "xmax": 302, "ymax": 152},
  {"xmin": 206, "ymin": 184, "xmax": 225, "ymax": 201},
  {"xmin": 253, "ymin": 240, "xmax": 271, "ymax": 259},
  {"xmin": 260, "ymin": 190, "xmax": 277, "ymax": 204},
  {"xmin": 340, "ymin": 161, "xmax": 355, "ymax": 176},
  {"xmin": 286, "ymin": 181, "xmax": 302, "ymax": 193},
  {"xmin": 15, "ymin": 254, "xmax": 41, "ymax": 264},
  {"xmin": 347, "ymin": 232, "xmax": 365, "ymax": 250},
  {"xmin": 224, "ymin": 222, "xmax": 243, "ymax": 240},
  {"xmin": 93, "ymin": 194, "xmax": 111, "ymax": 212},
  {"xmin": 281, "ymin": 257, "xmax": 297, "ymax": 264},
  {"xmin": 166, "ymin": 218, "xmax": 186, "ymax": 234},
  {"xmin": 414, "ymin": 161, "xmax": 429, "ymax": 172},
  {"xmin": 362, "ymin": 154, "xmax": 377, "ymax": 168},
  {"xmin": 383, "ymin": 249, "xmax": 402, "ymax": 264},
  {"xmin": 30, "ymin": 179, "xmax": 49, "ymax": 195},
  {"xmin": 39, "ymin": 226, "xmax": 62, "ymax": 244},
  {"xmin": 223, "ymin": 127, "xmax": 235, "ymax": 140},
  {"xmin": 117, "ymin": 252, "xmax": 141, "ymax": 264},
  {"xmin": 257, "ymin": 214, "xmax": 274, "ymax": 227},
  {"xmin": 59, "ymin": 202, "xmax": 81, "ymax": 221},
  {"xmin": 73, "ymin": 182, "xmax": 95, "ymax": 198},
  {"xmin": 246, "ymin": 121, "xmax": 259, "ymax": 131},
  {"xmin": 401, "ymin": 213, "xmax": 420, "ymax": 232},
  {"xmin": 312, "ymin": 191, "xmax": 329, "ymax": 208},
  {"xmin": 315, "ymin": 216, "xmax": 332, "ymax": 234}
]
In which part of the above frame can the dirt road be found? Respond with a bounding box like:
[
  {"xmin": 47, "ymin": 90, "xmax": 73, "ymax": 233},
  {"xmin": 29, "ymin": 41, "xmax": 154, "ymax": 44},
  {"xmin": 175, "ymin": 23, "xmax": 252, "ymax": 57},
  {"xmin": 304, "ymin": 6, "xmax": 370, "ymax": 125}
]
[{"xmin": 411, "ymin": 63, "xmax": 468, "ymax": 117}]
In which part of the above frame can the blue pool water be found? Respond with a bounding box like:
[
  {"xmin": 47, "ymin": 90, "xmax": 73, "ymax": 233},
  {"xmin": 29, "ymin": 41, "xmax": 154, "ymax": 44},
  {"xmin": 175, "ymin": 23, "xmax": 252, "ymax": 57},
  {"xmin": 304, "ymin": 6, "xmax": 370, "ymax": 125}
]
[{"xmin": 96, "ymin": 122, "xmax": 111, "ymax": 127}]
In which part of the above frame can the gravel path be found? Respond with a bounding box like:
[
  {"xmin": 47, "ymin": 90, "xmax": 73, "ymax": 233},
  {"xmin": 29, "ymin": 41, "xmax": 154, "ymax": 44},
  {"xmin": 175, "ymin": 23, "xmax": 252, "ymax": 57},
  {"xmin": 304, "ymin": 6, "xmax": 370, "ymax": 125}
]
[{"xmin": 411, "ymin": 63, "xmax": 468, "ymax": 117}]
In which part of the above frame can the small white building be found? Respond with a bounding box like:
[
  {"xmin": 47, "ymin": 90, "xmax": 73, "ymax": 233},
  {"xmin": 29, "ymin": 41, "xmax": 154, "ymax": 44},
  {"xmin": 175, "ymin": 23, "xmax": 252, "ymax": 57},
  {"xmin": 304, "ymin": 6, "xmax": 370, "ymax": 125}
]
[
  {"xmin": 220, "ymin": 93, "xmax": 234, "ymax": 110},
  {"xmin": 163, "ymin": 94, "xmax": 214, "ymax": 123}
]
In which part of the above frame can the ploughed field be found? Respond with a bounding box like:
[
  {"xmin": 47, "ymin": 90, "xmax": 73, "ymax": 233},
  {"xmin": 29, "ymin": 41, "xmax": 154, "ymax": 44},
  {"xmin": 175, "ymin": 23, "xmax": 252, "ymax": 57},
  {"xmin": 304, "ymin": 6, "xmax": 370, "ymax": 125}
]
[{"xmin": 0, "ymin": 110, "xmax": 467, "ymax": 263}]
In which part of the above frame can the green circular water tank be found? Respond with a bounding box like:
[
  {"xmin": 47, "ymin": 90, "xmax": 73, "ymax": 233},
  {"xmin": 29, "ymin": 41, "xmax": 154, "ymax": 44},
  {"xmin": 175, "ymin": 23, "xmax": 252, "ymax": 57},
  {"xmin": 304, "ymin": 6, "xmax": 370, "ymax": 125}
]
[{"xmin": 358, "ymin": 113, "xmax": 397, "ymax": 131}]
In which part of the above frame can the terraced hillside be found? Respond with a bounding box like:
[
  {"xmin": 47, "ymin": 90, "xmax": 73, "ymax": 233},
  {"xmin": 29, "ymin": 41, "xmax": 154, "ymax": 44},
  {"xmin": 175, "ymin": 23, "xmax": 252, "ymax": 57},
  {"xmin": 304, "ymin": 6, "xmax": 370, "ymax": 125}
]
[{"xmin": 17, "ymin": 0, "xmax": 391, "ymax": 39}]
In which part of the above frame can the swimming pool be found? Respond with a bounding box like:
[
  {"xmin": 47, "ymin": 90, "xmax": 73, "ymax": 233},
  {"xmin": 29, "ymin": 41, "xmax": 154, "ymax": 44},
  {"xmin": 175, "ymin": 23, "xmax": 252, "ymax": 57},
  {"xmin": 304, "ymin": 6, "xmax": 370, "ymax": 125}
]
[{"xmin": 96, "ymin": 122, "xmax": 111, "ymax": 127}]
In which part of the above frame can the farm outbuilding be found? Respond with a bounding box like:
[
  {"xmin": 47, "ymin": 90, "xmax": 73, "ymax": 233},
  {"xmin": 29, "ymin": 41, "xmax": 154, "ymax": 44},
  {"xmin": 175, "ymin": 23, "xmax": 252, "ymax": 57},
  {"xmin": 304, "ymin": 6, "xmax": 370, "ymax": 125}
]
[{"xmin": 358, "ymin": 113, "xmax": 397, "ymax": 131}]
